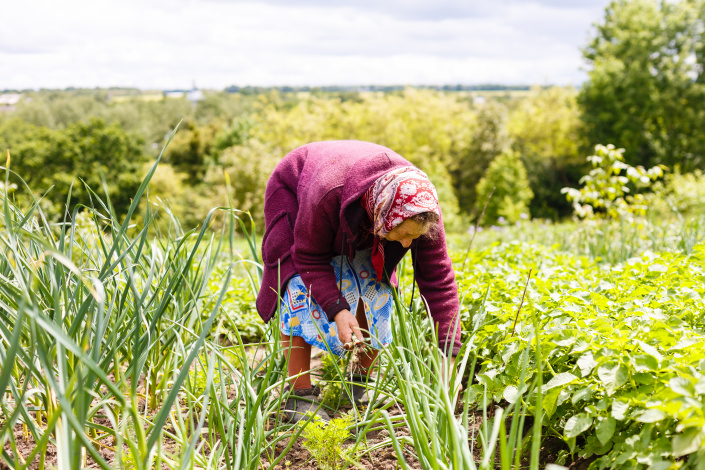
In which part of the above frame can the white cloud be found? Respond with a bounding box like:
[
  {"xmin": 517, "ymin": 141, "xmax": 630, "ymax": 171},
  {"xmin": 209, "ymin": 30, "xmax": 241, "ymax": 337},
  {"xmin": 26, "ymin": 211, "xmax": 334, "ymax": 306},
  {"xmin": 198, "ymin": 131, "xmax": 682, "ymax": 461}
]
[{"xmin": 0, "ymin": 0, "xmax": 610, "ymax": 89}]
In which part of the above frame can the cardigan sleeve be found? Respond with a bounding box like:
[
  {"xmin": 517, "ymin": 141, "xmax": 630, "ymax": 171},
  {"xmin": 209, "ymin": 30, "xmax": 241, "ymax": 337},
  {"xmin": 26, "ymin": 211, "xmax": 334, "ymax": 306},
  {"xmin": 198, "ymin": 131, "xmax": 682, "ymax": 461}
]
[
  {"xmin": 412, "ymin": 214, "xmax": 462, "ymax": 356},
  {"xmin": 292, "ymin": 192, "xmax": 351, "ymax": 322}
]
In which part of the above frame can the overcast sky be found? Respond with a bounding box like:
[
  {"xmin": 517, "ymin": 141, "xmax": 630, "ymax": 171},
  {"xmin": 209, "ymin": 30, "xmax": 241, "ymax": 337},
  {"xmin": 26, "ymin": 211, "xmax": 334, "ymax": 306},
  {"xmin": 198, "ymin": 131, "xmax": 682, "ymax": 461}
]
[{"xmin": 1, "ymin": 0, "xmax": 611, "ymax": 90}]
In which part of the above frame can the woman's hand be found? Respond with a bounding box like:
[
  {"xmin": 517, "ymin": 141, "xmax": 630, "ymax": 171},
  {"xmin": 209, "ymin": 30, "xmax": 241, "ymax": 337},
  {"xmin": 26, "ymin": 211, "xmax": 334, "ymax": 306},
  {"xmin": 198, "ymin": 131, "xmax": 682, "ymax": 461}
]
[{"xmin": 334, "ymin": 309, "xmax": 364, "ymax": 349}]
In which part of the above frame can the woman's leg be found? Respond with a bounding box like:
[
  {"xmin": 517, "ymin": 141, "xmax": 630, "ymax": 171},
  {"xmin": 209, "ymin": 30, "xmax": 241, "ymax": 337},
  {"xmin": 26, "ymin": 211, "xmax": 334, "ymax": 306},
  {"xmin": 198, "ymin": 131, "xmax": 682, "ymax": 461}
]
[
  {"xmin": 354, "ymin": 300, "xmax": 378, "ymax": 375},
  {"xmin": 280, "ymin": 332, "xmax": 330, "ymax": 422},
  {"xmin": 281, "ymin": 333, "xmax": 313, "ymax": 390}
]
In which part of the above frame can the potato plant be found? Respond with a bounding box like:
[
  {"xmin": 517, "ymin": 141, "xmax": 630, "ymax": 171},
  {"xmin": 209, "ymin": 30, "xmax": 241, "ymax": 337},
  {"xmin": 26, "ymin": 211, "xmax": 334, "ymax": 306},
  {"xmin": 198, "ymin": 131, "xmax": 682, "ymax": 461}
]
[{"xmin": 459, "ymin": 241, "xmax": 705, "ymax": 468}]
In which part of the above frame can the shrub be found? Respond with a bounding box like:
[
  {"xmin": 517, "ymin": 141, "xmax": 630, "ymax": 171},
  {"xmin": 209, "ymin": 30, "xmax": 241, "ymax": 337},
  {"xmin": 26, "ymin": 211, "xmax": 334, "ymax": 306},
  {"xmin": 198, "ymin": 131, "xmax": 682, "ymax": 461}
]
[
  {"xmin": 648, "ymin": 169, "xmax": 705, "ymax": 215},
  {"xmin": 475, "ymin": 150, "xmax": 533, "ymax": 225},
  {"xmin": 561, "ymin": 144, "xmax": 665, "ymax": 219}
]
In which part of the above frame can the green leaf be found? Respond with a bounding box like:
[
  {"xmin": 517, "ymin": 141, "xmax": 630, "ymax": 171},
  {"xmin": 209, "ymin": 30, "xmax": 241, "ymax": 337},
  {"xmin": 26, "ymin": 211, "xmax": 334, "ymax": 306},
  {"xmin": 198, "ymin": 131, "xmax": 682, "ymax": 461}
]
[
  {"xmin": 596, "ymin": 416, "xmax": 616, "ymax": 445},
  {"xmin": 577, "ymin": 352, "xmax": 598, "ymax": 377},
  {"xmin": 477, "ymin": 370, "xmax": 499, "ymax": 388},
  {"xmin": 566, "ymin": 437, "xmax": 577, "ymax": 454},
  {"xmin": 633, "ymin": 372, "xmax": 655, "ymax": 385},
  {"xmin": 598, "ymin": 280, "xmax": 615, "ymax": 291},
  {"xmin": 543, "ymin": 387, "xmax": 563, "ymax": 417},
  {"xmin": 648, "ymin": 461, "xmax": 674, "ymax": 470},
  {"xmin": 612, "ymin": 400, "xmax": 629, "ymax": 420},
  {"xmin": 564, "ymin": 413, "xmax": 593, "ymax": 439},
  {"xmin": 669, "ymin": 377, "xmax": 694, "ymax": 398},
  {"xmin": 633, "ymin": 354, "xmax": 658, "ymax": 372},
  {"xmin": 572, "ymin": 386, "xmax": 593, "ymax": 405},
  {"xmin": 636, "ymin": 340, "xmax": 663, "ymax": 362},
  {"xmin": 648, "ymin": 263, "xmax": 668, "ymax": 273},
  {"xmin": 670, "ymin": 338, "xmax": 705, "ymax": 351},
  {"xmin": 598, "ymin": 362, "xmax": 628, "ymax": 395},
  {"xmin": 672, "ymin": 428, "xmax": 705, "ymax": 457},
  {"xmin": 542, "ymin": 372, "xmax": 578, "ymax": 392},
  {"xmin": 632, "ymin": 409, "xmax": 665, "ymax": 423},
  {"xmin": 501, "ymin": 342, "xmax": 520, "ymax": 363},
  {"xmin": 503, "ymin": 385, "xmax": 521, "ymax": 404}
]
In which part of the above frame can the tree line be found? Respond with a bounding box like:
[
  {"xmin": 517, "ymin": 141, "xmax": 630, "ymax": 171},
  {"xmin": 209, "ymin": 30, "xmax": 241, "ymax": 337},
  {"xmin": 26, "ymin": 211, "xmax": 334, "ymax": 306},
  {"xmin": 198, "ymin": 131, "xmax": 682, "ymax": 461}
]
[{"xmin": 1, "ymin": 0, "xmax": 704, "ymax": 230}]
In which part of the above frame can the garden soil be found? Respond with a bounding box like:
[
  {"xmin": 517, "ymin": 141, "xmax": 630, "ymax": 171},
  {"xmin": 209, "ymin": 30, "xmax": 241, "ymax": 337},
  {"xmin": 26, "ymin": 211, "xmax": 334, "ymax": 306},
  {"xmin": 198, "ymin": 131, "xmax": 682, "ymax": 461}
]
[{"xmin": 3, "ymin": 416, "xmax": 596, "ymax": 470}]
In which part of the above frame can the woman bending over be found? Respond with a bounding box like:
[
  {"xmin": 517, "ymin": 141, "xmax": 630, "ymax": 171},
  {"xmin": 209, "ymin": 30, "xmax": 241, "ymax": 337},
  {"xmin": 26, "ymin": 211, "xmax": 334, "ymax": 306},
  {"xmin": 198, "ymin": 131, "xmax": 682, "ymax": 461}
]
[{"xmin": 256, "ymin": 140, "xmax": 461, "ymax": 422}]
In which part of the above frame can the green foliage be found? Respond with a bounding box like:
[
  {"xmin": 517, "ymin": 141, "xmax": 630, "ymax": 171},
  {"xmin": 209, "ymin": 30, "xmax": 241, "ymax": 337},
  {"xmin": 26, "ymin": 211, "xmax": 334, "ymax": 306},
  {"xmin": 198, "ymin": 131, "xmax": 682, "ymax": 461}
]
[
  {"xmin": 246, "ymin": 88, "xmax": 473, "ymax": 230},
  {"xmin": 193, "ymin": 91, "xmax": 253, "ymax": 125},
  {"xmin": 508, "ymin": 86, "xmax": 585, "ymax": 219},
  {"xmin": 579, "ymin": 0, "xmax": 705, "ymax": 170},
  {"xmin": 318, "ymin": 353, "xmax": 348, "ymax": 408},
  {"xmin": 206, "ymin": 262, "xmax": 264, "ymax": 343},
  {"xmin": 186, "ymin": 353, "xmax": 240, "ymax": 412},
  {"xmin": 8, "ymin": 89, "xmax": 254, "ymax": 153},
  {"xmin": 450, "ymin": 101, "xmax": 511, "ymax": 215},
  {"xmin": 562, "ymin": 144, "xmax": 665, "ymax": 219},
  {"xmin": 301, "ymin": 414, "xmax": 355, "ymax": 470},
  {"xmin": 458, "ymin": 240, "xmax": 705, "ymax": 468},
  {"xmin": 0, "ymin": 152, "xmax": 235, "ymax": 469},
  {"xmin": 212, "ymin": 116, "xmax": 253, "ymax": 156},
  {"xmin": 10, "ymin": 151, "xmax": 705, "ymax": 468},
  {"xmin": 163, "ymin": 120, "xmax": 218, "ymax": 182},
  {"xmin": 647, "ymin": 168, "xmax": 705, "ymax": 215},
  {"xmin": 11, "ymin": 90, "xmax": 112, "ymax": 129},
  {"xmin": 120, "ymin": 447, "xmax": 139, "ymax": 470},
  {"xmin": 202, "ymin": 139, "xmax": 280, "ymax": 231},
  {"xmin": 475, "ymin": 150, "xmax": 533, "ymax": 225},
  {"xmin": 0, "ymin": 117, "xmax": 147, "ymax": 219},
  {"xmin": 187, "ymin": 360, "xmax": 222, "ymax": 399},
  {"xmin": 8, "ymin": 80, "xmax": 705, "ymax": 234}
]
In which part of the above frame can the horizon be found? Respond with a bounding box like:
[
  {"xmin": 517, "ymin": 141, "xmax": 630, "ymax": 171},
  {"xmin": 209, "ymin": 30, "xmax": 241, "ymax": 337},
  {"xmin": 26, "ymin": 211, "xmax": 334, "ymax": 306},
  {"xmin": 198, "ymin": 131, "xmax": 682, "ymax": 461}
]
[{"xmin": 0, "ymin": 83, "xmax": 570, "ymax": 95}]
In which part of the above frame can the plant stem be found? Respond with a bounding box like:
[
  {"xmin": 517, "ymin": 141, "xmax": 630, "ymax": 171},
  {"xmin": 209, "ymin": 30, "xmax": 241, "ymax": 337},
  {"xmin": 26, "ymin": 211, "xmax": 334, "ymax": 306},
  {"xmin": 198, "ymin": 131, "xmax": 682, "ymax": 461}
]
[
  {"xmin": 510, "ymin": 268, "xmax": 532, "ymax": 338},
  {"xmin": 461, "ymin": 187, "xmax": 495, "ymax": 270}
]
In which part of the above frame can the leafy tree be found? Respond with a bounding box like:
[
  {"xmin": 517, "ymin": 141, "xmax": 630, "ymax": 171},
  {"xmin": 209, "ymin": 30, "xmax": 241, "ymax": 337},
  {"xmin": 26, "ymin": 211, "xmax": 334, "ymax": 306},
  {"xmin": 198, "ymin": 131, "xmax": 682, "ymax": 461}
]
[
  {"xmin": 202, "ymin": 140, "xmax": 281, "ymax": 230},
  {"xmin": 9, "ymin": 90, "xmax": 206, "ymax": 156},
  {"xmin": 509, "ymin": 86, "xmax": 585, "ymax": 219},
  {"xmin": 194, "ymin": 91, "xmax": 253, "ymax": 125},
  {"xmin": 579, "ymin": 0, "xmax": 705, "ymax": 170},
  {"xmin": 475, "ymin": 150, "xmax": 533, "ymax": 225},
  {"xmin": 106, "ymin": 97, "xmax": 193, "ymax": 150},
  {"xmin": 0, "ymin": 118, "xmax": 147, "ymax": 219},
  {"xmin": 212, "ymin": 116, "xmax": 253, "ymax": 157},
  {"xmin": 12, "ymin": 90, "xmax": 110, "ymax": 129},
  {"xmin": 450, "ymin": 101, "xmax": 510, "ymax": 215},
  {"xmin": 246, "ymin": 89, "xmax": 474, "ymax": 230},
  {"xmin": 163, "ymin": 120, "xmax": 219, "ymax": 183},
  {"xmin": 138, "ymin": 162, "xmax": 208, "ymax": 232}
]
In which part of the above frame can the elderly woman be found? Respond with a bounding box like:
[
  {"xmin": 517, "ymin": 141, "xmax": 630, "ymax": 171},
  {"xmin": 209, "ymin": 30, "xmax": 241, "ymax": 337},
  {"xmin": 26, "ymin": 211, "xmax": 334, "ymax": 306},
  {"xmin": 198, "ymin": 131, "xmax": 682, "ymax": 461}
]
[{"xmin": 256, "ymin": 140, "xmax": 460, "ymax": 422}]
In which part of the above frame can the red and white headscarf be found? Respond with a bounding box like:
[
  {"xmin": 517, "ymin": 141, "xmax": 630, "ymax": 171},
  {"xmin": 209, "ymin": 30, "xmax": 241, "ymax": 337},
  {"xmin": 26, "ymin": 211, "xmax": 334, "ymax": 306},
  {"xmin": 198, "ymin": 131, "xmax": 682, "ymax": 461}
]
[{"xmin": 361, "ymin": 167, "xmax": 440, "ymax": 281}]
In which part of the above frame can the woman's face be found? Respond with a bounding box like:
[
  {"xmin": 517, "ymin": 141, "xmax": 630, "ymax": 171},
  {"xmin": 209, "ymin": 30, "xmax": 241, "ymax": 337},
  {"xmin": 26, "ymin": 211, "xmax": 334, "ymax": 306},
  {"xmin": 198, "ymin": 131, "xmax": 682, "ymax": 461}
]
[{"xmin": 384, "ymin": 219, "xmax": 426, "ymax": 248}]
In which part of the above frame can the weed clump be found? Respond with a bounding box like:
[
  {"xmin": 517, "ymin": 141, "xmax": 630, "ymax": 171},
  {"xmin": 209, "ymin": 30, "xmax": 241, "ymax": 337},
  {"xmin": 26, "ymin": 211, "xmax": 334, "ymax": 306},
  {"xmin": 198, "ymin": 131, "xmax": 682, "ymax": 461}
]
[{"xmin": 300, "ymin": 413, "xmax": 355, "ymax": 470}]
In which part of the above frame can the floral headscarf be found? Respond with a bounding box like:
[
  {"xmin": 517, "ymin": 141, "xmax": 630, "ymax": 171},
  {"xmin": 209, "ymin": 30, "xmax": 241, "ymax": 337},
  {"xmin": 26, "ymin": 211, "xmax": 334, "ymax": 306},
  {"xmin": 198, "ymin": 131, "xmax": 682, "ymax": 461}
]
[{"xmin": 361, "ymin": 167, "xmax": 440, "ymax": 281}]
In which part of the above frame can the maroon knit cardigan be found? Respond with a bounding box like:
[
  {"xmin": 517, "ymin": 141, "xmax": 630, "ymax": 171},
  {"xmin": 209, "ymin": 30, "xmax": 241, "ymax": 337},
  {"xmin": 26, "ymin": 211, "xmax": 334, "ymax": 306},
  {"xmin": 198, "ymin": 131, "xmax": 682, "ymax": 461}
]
[{"xmin": 256, "ymin": 141, "xmax": 461, "ymax": 355}]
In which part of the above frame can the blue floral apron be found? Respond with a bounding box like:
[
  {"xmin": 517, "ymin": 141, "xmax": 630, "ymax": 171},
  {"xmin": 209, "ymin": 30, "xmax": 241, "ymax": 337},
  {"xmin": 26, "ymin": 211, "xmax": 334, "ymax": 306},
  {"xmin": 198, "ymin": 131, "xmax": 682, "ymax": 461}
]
[{"xmin": 280, "ymin": 249, "xmax": 394, "ymax": 356}]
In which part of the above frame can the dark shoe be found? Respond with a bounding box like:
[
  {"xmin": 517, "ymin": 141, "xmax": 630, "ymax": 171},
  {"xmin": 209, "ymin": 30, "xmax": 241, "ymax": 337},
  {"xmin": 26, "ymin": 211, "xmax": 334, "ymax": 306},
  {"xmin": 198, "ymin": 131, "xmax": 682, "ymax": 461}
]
[
  {"xmin": 349, "ymin": 373, "xmax": 372, "ymax": 407},
  {"xmin": 282, "ymin": 385, "xmax": 331, "ymax": 423},
  {"xmin": 349, "ymin": 373, "xmax": 393, "ymax": 408}
]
